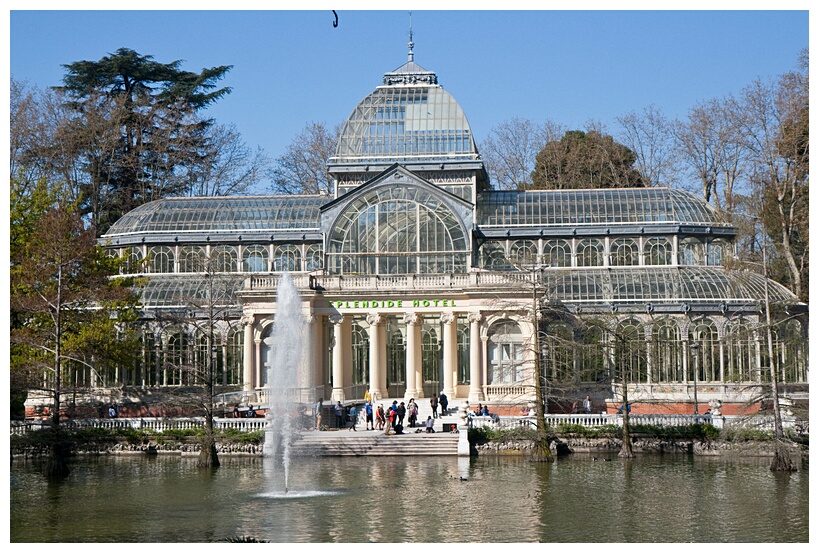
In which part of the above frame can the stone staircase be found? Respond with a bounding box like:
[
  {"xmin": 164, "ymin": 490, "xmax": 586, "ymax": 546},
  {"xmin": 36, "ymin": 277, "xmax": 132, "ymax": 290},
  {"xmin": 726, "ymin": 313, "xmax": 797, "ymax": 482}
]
[{"xmin": 290, "ymin": 428, "xmax": 460, "ymax": 456}]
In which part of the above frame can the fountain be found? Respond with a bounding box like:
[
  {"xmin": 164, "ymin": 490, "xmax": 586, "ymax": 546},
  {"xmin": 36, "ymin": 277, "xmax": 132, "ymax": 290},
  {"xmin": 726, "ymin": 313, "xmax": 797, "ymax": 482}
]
[{"xmin": 262, "ymin": 273, "xmax": 304, "ymax": 494}]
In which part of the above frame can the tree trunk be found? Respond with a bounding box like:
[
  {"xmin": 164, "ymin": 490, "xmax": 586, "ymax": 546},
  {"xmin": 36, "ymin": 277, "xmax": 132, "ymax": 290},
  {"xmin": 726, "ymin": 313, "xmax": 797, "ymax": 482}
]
[
  {"xmin": 197, "ymin": 413, "xmax": 220, "ymax": 468},
  {"xmin": 770, "ymin": 442, "xmax": 796, "ymax": 472},
  {"xmin": 619, "ymin": 385, "xmax": 634, "ymax": 458}
]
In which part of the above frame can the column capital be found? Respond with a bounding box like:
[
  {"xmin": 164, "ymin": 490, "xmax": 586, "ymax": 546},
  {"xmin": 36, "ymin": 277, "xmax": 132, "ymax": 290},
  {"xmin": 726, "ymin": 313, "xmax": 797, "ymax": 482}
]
[
  {"xmin": 366, "ymin": 313, "xmax": 385, "ymax": 326},
  {"xmin": 467, "ymin": 312, "xmax": 484, "ymax": 324},
  {"xmin": 329, "ymin": 314, "xmax": 345, "ymax": 326},
  {"xmin": 440, "ymin": 312, "xmax": 456, "ymax": 325},
  {"xmin": 240, "ymin": 313, "xmax": 255, "ymax": 327},
  {"xmin": 402, "ymin": 312, "xmax": 421, "ymax": 326}
]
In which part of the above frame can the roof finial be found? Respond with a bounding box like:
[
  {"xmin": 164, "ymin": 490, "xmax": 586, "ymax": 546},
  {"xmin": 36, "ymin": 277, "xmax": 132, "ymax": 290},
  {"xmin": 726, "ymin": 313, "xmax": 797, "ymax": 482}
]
[{"xmin": 408, "ymin": 11, "xmax": 414, "ymax": 62}]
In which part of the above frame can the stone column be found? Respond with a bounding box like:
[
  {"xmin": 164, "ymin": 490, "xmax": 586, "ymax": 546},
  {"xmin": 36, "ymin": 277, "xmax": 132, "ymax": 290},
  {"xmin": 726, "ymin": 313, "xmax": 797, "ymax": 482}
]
[
  {"xmin": 330, "ymin": 315, "xmax": 346, "ymax": 402},
  {"xmin": 468, "ymin": 312, "xmax": 484, "ymax": 403},
  {"xmin": 242, "ymin": 314, "xmax": 254, "ymax": 391},
  {"xmin": 367, "ymin": 313, "xmax": 387, "ymax": 400},
  {"xmin": 301, "ymin": 315, "xmax": 317, "ymax": 401},
  {"xmin": 254, "ymin": 336, "xmax": 262, "ymax": 390},
  {"xmin": 441, "ymin": 312, "xmax": 457, "ymax": 398},
  {"xmin": 403, "ymin": 312, "xmax": 421, "ymax": 400}
]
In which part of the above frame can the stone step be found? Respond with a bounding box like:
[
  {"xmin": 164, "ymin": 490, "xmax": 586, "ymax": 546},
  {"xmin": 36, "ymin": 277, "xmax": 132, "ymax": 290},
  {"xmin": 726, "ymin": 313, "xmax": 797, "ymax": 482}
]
[{"xmin": 290, "ymin": 429, "xmax": 460, "ymax": 456}]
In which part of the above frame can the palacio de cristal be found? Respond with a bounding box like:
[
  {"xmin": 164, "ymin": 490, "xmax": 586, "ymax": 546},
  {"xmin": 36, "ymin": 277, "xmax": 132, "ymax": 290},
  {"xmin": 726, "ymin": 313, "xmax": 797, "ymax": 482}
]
[{"xmin": 71, "ymin": 45, "xmax": 807, "ymax": 416}]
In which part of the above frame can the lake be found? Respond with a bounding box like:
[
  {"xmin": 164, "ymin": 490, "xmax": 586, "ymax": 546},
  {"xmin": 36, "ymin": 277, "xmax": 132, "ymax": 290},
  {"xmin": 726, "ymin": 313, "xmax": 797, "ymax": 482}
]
[{"xmin": 9, "ymin": 453, "xmax": 809, "ymax": 542}]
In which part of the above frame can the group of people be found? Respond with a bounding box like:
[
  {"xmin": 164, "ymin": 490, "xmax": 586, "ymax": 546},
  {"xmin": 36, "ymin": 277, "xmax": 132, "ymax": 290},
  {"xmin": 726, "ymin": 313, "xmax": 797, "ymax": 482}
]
[
  {"xmin": 429, "ymin": 392, "xmax": 448, "ymax": 418},
  {"xmin": 328, "ymin": 391, "xmax": 455, "ymax": 435}
]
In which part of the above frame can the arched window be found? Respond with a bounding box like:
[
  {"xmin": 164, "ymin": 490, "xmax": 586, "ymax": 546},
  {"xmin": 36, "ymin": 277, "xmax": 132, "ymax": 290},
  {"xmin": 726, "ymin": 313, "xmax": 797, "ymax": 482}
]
[
  {"xmin": 122, "ymin": 247, "xmax": 144, "ymax": 274},
  {"xmin": 543, "ymin": 239, "xmax": 572, "ymax": 268},
  {"xmin": 706, "ymin": 239, "xmax": 728, "ymax": 266},
  {"xmin": 545, "ymin": 321, "xmax": 574, "ymax": 382},
  {"xmin": 134, "ymin": 330, "xmax": 157, "ymax": 387},
  {"xmin": 576, "ymin": 238, "xmax": 604, "ymax": 267},
  {"xmin": 327, "ymin": 185, "xmax": 469, "ymax": 275},
  {"xmin": 723, "ymin": 319, "xmax": 754, "ymax": 382},
  {"xmin": 688, "ymin": 318, "xmax": 719, "ymax": 382},
  {"xmin": 457, "ymin": 316, "xmax": 469, "ymax": 385},
  {"xmin": 162, "ymin": 327, "xmax": 188, "ymax": 386},
  {"xmin": 678, "ymin": 238, "xmax": 703, "ymax": 266},
  {"xmin": 778, "ymin": 319, "xmax": 807, "ymax": 383},
  {"xmin": 610, "ymin": 238, "xmax": 640, "ymax": 266},
  {"xmin": 644, "ymin": 237, "xmax": 672, "ymax": 266},
  {"xmin": 211, "ymin": 245, "xmax": 238, "ymax": 273},
  {"xmin": 225, "ymin": 326, "xmax": 244, "ymax": 386},
  {"xmin": 179, "ymin": 246, "xmax": 205, "ymax": 273},
  {"xmin": 305, "ymin": 244, "xmax": 323, "ymax": 272},
  {"xmin": 651, "ymin": 319, "xmax": 682, "ymax": 382},
  {"xmin": 242, "ymin": 245, "xmax": 269, "ymax": 273},
  {"xmin": 422, "ymin": 320, "xmax": 441, "ymax": 390},
  {"xmin": 578, "ymin": 325, "xmax": 606, "ymax": 383},
  {"xmin": 480, "ymin": 241, "xmax": 509, "ymax": 270},
  {"xmin": 386, "ymin": 320, "xmax": 405, "ymax": 393},
  {"xmin": 273, "ymin": 244, "xmax": 301, "ymax": 272},
  {"xmin": 149, "ymin": 246, "xmax": 175, "ymax": 273},
  {"xmin": 509, "ymin": 239, "xmax": 538, "ymax": 267},
  {"xmin": 487, "ymin": 320, "xmax": 523, "ymax": 384},
  {"xmin": 351, "ymin": 322, "xmax": 369, "ymax": 387},
  {"xmin": 615, "ymin": 319, "xmax": 647, "ymax": 384}
]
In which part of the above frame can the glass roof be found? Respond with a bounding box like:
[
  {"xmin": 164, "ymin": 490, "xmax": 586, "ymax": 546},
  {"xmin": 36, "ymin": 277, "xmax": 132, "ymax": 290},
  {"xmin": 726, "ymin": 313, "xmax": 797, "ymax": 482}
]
[
  {"xmin": 332, "ymin": 69, "xmax": 479, "ymax": 164},
  {"xmin": 539, "ymin": 267, "xmax": 796, "ymax": 304},
  {"xmin": 103, "ymin": 196, "xmax": 332, "ymax": 237},
  {"xmin": 477, "ymin": 188, "xmax": 727, "ymax": 227},
  {"xmin": 135, "ymin": 275, "xmax": 244, "ymax": 307}
]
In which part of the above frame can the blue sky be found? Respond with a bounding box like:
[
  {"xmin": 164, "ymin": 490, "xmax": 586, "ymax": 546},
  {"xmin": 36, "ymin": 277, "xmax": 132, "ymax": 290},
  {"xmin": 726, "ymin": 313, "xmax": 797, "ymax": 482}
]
[{"xmin": 7, "ymin": 6, "xmax": 809, "ymax": 193}]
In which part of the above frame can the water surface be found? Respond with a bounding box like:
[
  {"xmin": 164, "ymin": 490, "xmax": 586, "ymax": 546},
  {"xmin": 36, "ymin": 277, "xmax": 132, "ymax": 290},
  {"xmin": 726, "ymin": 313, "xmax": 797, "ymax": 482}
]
[{"xmin": 10, "ymin": 453, "xmax": 808, "ymax": 542}]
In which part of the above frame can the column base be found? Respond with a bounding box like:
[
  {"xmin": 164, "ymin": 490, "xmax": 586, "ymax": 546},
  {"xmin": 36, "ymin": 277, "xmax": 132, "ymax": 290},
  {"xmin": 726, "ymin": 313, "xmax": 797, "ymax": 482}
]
[{"xmin": 331, "ymin": 388, "xmax": 345, "ymax": 402}]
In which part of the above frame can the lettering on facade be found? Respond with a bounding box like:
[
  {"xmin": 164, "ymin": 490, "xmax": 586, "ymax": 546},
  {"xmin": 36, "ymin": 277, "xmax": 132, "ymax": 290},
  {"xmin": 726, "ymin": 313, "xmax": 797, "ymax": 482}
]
[{"xmin": 332, "ymin": 299, "xmax": 456, "ymax": 310}]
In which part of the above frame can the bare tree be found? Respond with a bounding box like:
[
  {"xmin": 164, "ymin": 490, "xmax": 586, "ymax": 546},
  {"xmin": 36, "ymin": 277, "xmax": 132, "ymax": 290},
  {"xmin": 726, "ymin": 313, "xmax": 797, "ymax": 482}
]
[
  {"xmin": 186, "ymin": 123, "xmax": 270, "ymax": 196},
  {"xmin": 479, "ymin": 118, "xmax": 564, "ymax": 190},
  {"xmin": 616, "ymin": 105, "xmax": 678, "ymax": 188},
  {"xmin": 737, "ymin": 53, "xmax": 808, "ymax": 303},
  {"xmin": 268, "ymin": 121, "xmax": 339, "ymax": 195}
]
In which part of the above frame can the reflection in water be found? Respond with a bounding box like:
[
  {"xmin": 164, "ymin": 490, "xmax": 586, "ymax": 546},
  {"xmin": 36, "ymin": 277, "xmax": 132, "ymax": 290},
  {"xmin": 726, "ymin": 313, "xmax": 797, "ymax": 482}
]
[{"xmin": 10, "ymin": 454, "xmax": 808, "ymax": 543}]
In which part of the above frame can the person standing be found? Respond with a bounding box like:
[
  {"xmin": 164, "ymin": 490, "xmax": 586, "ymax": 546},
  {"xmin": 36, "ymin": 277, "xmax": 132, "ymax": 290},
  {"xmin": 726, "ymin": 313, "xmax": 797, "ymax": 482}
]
[
  {"xmin": 397, "ymin": 401, "xmax": 406, "ymax": 427},
  {"xmin": 439, "ymin": 392, "xmax": 448, "ymax": 416},
  {"xmin": 376, "ymin": 404, "xmax": 385, "ymax": 431},
  {"xmin": 430, "ymin": 395, "xmax": 438, "ymax": 418},
  {"xmin": 408, "ymin": 399, "xmax": 418, "ymax": 427},
  {"xmin": 583, "ymin": 395, "xmax": 592, "ymax": 414},
  {"xmin": 386, "ymin": 406, "xmax": 396, "ymax": 435},
  {"xmin": 348, "ymin": 405, "xmax": 357, "ymax": 431},
  {"xmin": 334, "ymin": 401, "xmax": 345, "ymax": 429},
  {"xmin": 365, "ymin": 401, "xmax": 374, "ymax": 430}
]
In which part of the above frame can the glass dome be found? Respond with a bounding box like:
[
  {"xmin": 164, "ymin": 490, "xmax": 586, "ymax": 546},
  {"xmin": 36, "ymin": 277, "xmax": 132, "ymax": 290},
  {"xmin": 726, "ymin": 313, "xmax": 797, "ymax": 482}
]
[
  {"xmin": 136, "ymin": 275, "xmax": 244, "ymax": 307},
  {"xmin": 332, "ymin": 60, "xmax": 479, "ymax": 165},
  {"xmin": 103, "ymin": 196, "xmax": 332, "ymax": 237},
  {"xmin": 477, "ymin": 188, "xmax": 728, "ymax": 227},
  {"xmin": 540, "ymin": 267, "xmax": 797, "ymax": 305}
]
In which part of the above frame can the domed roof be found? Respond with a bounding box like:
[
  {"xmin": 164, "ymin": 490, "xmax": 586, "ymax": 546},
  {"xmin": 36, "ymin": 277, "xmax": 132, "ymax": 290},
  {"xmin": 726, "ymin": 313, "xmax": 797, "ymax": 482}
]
[
  {"xmin": 331, "ymin": 47, "xmax": 479, "ymax": 165},
  {"xmin": 102, "ymin": 195, "xmax": 332, "ymax": 237},
  {"xmin": 477, "ymin": 187, "xmax": 729, "ymax": 227}
]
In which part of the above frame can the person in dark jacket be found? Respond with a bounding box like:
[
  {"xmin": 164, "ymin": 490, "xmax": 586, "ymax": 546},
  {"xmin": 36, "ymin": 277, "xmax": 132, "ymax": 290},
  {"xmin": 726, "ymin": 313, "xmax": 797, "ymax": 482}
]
[
  {"xmin": 430, "ymin": 395, "xmax": 438, "ymax": 418},
  {"xmin": 439, "ymin": 392, "xmax": 448, "ymax": 416}
]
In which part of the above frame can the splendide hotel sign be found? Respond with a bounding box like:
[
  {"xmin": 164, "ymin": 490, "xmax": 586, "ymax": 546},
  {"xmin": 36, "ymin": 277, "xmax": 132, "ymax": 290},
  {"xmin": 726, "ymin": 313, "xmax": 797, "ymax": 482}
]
[{"xmin": 330, "ymin": 299, "xmax": 459, "ymax": 310}]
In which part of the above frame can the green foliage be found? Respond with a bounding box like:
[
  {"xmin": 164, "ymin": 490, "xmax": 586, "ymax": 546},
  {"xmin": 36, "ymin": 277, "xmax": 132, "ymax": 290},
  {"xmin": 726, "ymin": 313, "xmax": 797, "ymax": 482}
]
[
  {"xmin": 530, "ymin": 130, "xmax": 644, "ymax": 190},
  {"xmin": 719, "ymin": 427, "xmax": 774, "ymax": 442},
  {"xmin": 220, "ymin": 429, "xmax": 264, "ymax": 445},
  {"xmin": 555, "ymin": 423, "xmax": 621, "ymax": 438},
  {"xmin": 55, "ymin": 48, "xmax": 233, "ymax": 233}
]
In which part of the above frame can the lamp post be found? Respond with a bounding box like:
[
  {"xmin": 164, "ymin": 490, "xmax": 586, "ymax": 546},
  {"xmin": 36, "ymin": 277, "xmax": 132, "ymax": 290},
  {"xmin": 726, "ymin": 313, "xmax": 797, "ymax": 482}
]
[{"xmin": 689, "ymin": 341, "xmax": 699, "ymax": 415}]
